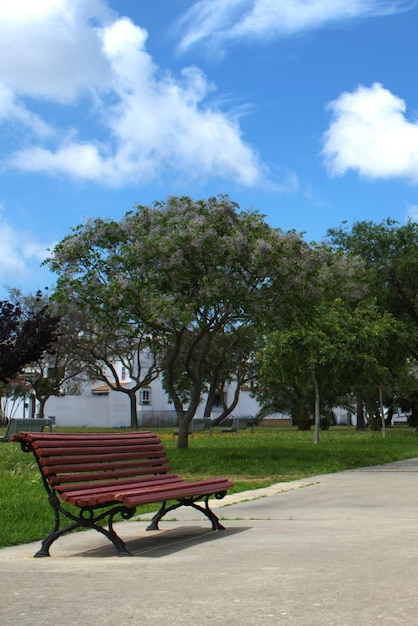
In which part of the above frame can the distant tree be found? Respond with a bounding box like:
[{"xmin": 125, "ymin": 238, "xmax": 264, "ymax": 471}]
[
  {"xmin": 6, "ymin": 290, "xmax": 85, "ymax": 418},
  {"xmin": 68, "ymin": 308, "xmax": 161, "ymax": 430},
  {"xmin": 255, "ymin": 229, "xmax": 407, "ymax": 442},
  {"xmin": 202, "ymin": 325, "xmax": 257, "ymax": 424},
  {"xmin": 0, "ymin": 295, "xmax": 60, "ymax": 384},
  {"xmin": 328, "ymin": 219, "xmax": 418, "ymax": 361},
  {"xmin": 255, "ymin": 242, "xmax": 366, "ymax": 439},
  {"xmin": 328, "ymin": 219, "xmax": 418, "ymax": 430},
  {"xmin": 0, "ymin": 376, "xmax": 29, "ymax": 423},
  {"xmin": 257, "ymin": 297, "xmax": 407, "ymax": 440}
]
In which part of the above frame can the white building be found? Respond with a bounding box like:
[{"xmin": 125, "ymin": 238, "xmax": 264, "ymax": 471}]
[{"xmin": 40, "ymin": 375, "xmax": 261, "ymax": 428}]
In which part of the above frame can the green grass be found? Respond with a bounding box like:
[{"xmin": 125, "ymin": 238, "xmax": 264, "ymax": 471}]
[{"xmin": 1, "ymin": 425, "xmax": 418, "ymax": 549}]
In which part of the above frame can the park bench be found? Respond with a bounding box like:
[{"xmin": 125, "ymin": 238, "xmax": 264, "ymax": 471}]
[
  {"xmin": 173, "ymin": 417, "xmax": 212, "ymax": 438},
  {"xmin": 0, "ymin": 417, "xmax": 52, "ymax": 441},
  {"xmin": 11, "ymin": 431, "xmax": 233, "ymax": 558},
  {"xmin": 220, "ymin": 416, "xmax": 256, "ymax": 433}
]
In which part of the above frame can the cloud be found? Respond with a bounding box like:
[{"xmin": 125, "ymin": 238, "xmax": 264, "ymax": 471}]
[
  {"xmin": 407, "ymin": 204, "xmax": 418, "ymax": 221},
  {"xmin": 0, "ymin": 0, "xmax": 113, "ymax": 102},
  {"xmin": 0, "ymin": 84, "xmax": 54, "ymax": 137},
  {"xmin": 0, "ymin": 0, "xmax": 268, "ymax": 188},
  {"xmin": 322, "ymin": 83, "xmax": 418, "ymax": 182},
  {"xmin": 0, "ymin": 209, "xmax": 55, "ymax": 292},
  {"xmin": 176, "ymin": 0, "xmax": 413, "ymax": 53}
]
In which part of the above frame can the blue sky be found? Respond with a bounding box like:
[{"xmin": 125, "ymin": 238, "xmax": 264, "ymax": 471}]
[{"xmin": 1, "ymin": 0, "xmax": 418, "ymax": 296}]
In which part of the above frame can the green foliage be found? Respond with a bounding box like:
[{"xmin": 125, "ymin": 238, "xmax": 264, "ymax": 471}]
[
  {"xmin": 257, "ymin": 278, "xmax": 409, "ymax": 432},
  {"xmin": 328, "ymin": 219, "xmax": 418, "ymax": 361}
]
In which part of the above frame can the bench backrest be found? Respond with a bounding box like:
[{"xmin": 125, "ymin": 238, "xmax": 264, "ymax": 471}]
[
  {"xmin": 1, "ymin": 418, "xmax": 51, "ymax": 441},
  {"xmin": 191, "ymin": 418, "xmax": 212, "ymax": 432},
  {"xmin": 233, "ymin": 416, "xmax": 253, "ymax": 430},
  {"xmin": 11, "ymin": 431, "xmax": 171, "ymax": 492}
]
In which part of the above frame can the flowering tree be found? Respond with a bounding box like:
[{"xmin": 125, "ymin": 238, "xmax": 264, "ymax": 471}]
[{"xmin": 48, "ymin": 195, "xmax": 298, "ymax": 446}]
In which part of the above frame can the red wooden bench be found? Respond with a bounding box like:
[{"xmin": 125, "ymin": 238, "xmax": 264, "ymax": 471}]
[{"xmin": 12, "ymin": 431, "xmax": 233, "ymax": 557}]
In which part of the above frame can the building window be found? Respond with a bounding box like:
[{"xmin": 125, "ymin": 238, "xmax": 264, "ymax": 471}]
[
  {"xmin": 214, "ymin": 393, "xmax": 224, "ymax": 408},
  {"xmin": 121, "ymin": 366, "xmax": 127, "ymax": 381},
  {"xmin": 139, "ymin": 389, "xmax": 151, "ymax": 405}
]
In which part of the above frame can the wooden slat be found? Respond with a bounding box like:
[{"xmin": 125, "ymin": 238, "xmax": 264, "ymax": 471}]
[
  {"xmin": 54, "ymin": 473, "xmax": 180, "ymax": 494},
  {"xmin": 38, "ymin": 450, "xmax": 168, "ymax": 468},
  {"xmin": 42, "ymin": 457, "xmax": 166, "ymax": 468},
  {"xmin": 47, "ymin": 465, "xmax": 170, "ymax": 486},
  {"xmin": 14, "ymin": 431, "xmax": 161, "ymax": 448},
  {"xmin": 14, "ymin": 431, "xmax": 158, "ymax": 441},
  {"xmin": 35, "ymin": 443, "xmax": 165, "ymax": 457},
  {"xmin": 63, "ymin": 476, "xmax": 184, "ymax": 507},
  {"xmin": 42, "ymin": 458, "xmax": 169, "ymax": 478},
  {"xmin": 58, "ymin": 474, "xmax": 180, "ymax": 497},
  {"xmin": 117, "ymin": 478, "xmax": 234, "ymax": 508}
]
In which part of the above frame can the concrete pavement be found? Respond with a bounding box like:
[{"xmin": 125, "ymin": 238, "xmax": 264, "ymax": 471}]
[{"xmin": 1, "ymin": 459, "xmax": 418, "ymax": 625}]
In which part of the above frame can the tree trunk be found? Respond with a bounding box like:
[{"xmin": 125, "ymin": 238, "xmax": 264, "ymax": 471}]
[
  {"xmin": 164, "ymin": 332, "xmax": 196, "ymax": 448},
  {"xmin": 312, "ymin": 371, "xmax": 320, "ymax": 445},
  {"xmin": 379, "ymin": 385, "xmax": 386, "ymax": 439},
  {"xmin": 203, "ymin": 367, "xmax": 220, "ymax": 417},
  {"xmin": 176, "ymin": 412, "xmax": 190, "ymax": 448},
  {"xmin": 356, "ymin": 389, "xmax": 366, "ymax": 431},
  {"xmin": 295, "ymin": 408, "xmax": 312, "ymax": 430},
  {"xmin": 385, "ymin": 405, "xmax": 394, "ymax": 427},
  {"xmin": 37, "ymin": 397, "xmax": 48, "ymax": 418},
  {"xmin": 128, "ymin": 391, "xmax": 138, "ymax": 430},
  {"xmin": 211, "ymin": 381, "xmax": 241, "ymax": 426}
]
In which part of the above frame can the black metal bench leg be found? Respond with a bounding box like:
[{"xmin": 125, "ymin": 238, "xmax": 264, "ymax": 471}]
[
  {"xmin": 35, "ymin": 500, "xmax": 135, "ymax": 557},
  {"xmin": 34, "ymin": 538, "xmax": 55, "ymax": 558},
  {"xmin": 202, "ymin": 496, "xmax": 226, "ymax": 530},
  {"xmin": 34, "ymin": 520, "xmax": 80, "ymax": 558},
  {"xmin": 146, "ymin": 501, "xmax": 170, "ymax": 531},
  {"xmin": 34, "ymin": 495, "xmax": 63, "ymax": 557},
  {"xmin": 146, "ymin": 495, "xmax": 226, "ymax": 531}
]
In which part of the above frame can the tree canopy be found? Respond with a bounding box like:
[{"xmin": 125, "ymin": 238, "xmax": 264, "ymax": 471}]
[
  {"xmin": 328, "ymin": 219, "xmax": 418, "ymax": 361},
  {"xmin": 39, "ymin": 201, "xmax": 418, "ymax": 442},
  {"xmin": 48, "ymin": 195, "xmax": 302, "ymax": 446}
]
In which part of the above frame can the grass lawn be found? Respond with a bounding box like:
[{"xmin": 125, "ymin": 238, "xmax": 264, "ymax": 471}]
[{"xmin": 1, "ymin": 425, "xmax": 418, "ymax": 549}]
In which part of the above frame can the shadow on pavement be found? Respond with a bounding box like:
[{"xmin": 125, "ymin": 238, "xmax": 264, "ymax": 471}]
[{"xmin": 75, "ymin": 525, "xmax": 249, "ymax": 558}]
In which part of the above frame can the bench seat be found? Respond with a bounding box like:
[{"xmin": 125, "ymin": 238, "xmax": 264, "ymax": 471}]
[
  {"xmin": 173, "ymin": 417, "xmax": 212, "ymax": 437},
  {"xmin": 12, "ymin": 431, "xmax": 233, "ymax": 557},
  {"xmin": 220, "ymin": 416, "xmax": 255, "ymax": 433}
]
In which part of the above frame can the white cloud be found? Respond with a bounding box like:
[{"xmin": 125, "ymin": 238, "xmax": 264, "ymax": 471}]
[
  {"xmin": 322, "ymin": 83, "xmax": 418, "ymax": 182},
  {"xmin": 0, "ymin": 0, "xmax": 268, "ymax": 188},
  {"xmin": 0, "ymin": 210, "xmax": 55, "ymax": 291},
  {"xmin": 407, "ymin": 204, "xmax": 418, "ymax": 221},
  {"xmin": 0, "ymin": 0, "xmax": 113, "ymax": 102},
  {"xmin": 176, "ymin": 0, "xmax": 412, "ymax": 53},
  {"xmin": 0, "ymin": 84, "xmax": 53, "ymax": 137}
]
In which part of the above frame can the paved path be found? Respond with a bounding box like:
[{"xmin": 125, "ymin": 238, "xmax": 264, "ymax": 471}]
[{"xmin": 2, "ymin": 459, "xmax": 418, "ymax": 625}]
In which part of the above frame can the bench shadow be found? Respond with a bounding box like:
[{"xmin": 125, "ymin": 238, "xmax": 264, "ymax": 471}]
[{"xmin": 77, "ymin": 526, "xmax": 249, "ymax": 558}]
